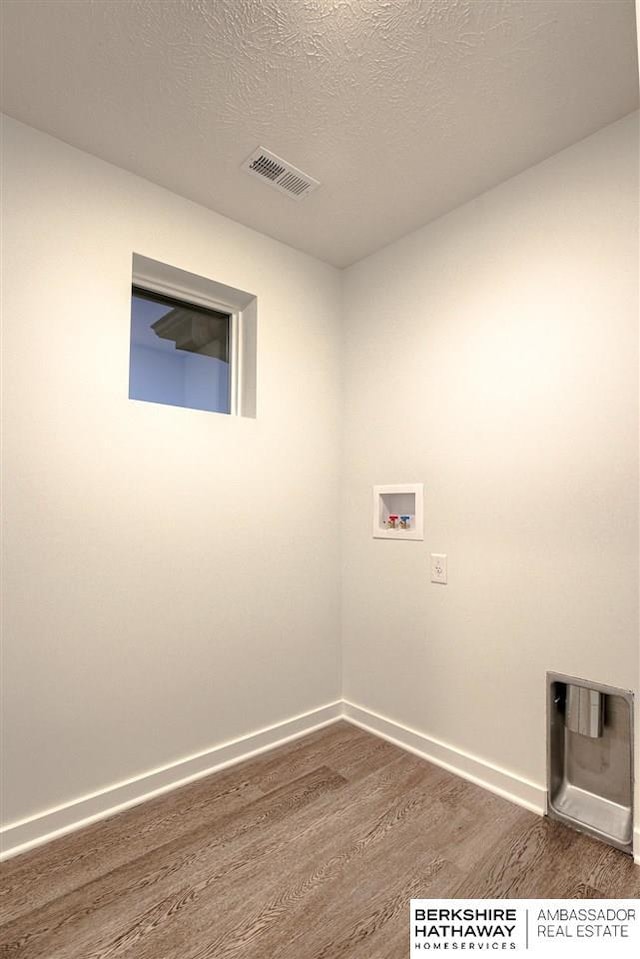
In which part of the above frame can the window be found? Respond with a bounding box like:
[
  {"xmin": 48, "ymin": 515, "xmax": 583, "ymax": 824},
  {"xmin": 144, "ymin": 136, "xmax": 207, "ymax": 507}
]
[
  {"xmin": 129, "ymin": 254, "xmax": 257, "ymax": 418},
  {"xmin": 129, "ymin": 287, "xmax": 232, "ymax": 414}
]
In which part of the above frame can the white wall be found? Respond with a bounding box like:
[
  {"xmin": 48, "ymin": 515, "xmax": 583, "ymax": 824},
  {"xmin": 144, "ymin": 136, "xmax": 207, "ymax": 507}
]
[
  {"xmin": 342, "ymin": 113, "xmax": 639, "ymax": 796},
  {"xmin": 1, "ymin": 117, "xmax": 342, "ymax": 826},
  {"xmin": 2, "ymin": 110, "xmax": 638, "ymax": 844}
]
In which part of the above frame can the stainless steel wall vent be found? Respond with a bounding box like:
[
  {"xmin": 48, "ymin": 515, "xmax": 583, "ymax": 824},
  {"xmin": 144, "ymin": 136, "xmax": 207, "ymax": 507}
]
[
  {"xmin": 241, "ymin": 147, "xmax": 320, "ymax": 201},
  {"xmin": 547, "ymin": 673, "xmax": 633, "ymax": 855}
]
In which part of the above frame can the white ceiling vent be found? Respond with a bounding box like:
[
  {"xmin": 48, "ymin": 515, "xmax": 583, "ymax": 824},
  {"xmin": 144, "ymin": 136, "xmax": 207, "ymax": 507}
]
[{"xmin": 241, "ymin": 147, "xmax": 320, "ymax": 201}]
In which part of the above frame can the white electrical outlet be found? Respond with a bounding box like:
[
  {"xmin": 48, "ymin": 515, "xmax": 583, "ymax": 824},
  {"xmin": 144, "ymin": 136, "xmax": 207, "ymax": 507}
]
[{"xmin": 431, "ymin": 553, "xmax": 447, "ymax": 585}]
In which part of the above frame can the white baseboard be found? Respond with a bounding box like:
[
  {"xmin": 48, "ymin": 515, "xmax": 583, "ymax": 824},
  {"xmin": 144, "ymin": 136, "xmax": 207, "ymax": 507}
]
[
  {"xmin": 342, "ymin": 700, "xmax": 547, "ymax": 817},
  {"xmin": 12, "ymin": 696, "xmax": 623, "ymax": 864},
  {"xmin": 0, "ymin": 701, "xmax": 342, "ymax": 861}
]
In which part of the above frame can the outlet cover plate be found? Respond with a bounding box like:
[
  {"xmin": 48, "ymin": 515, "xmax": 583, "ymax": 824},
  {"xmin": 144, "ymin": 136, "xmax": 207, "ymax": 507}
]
[{"xmin": 431, "ymin": 553, "xmax": 447, "ymax": 584}]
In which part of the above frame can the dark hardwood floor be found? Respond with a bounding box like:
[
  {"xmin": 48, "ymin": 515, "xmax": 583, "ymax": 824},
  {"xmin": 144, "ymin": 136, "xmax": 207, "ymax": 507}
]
[{"xmin": 1, "ymin": 720, "xmax": 639, "ymax": 958}]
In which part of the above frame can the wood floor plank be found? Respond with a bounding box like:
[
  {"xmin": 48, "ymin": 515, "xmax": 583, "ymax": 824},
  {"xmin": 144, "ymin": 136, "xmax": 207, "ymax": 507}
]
[
  {"xmin": 586, "ymin": 842, "xmax": 640, "ymax": 897},
  {"xmin": 326, "ymin": 856, "xmax": 463, "ymax": 959},
  {"xmin": 81, "ymin": 760, "xmax": 415, "ymax": 959},
  {"xmin": 0, "ymin": 768, "xmax": 264, "ymax": 926},
  {"xmin": 451, "ymin": 808, "xmax": 636, "ymax": 899},
  {"xmin": 2, "ymin": 752, "xmax": 422, "ymax": 959},
  {"xmin": 254, "ymin": 721, "xmax": 400, "ymax": 792},
  {"xmin": 555, "ymin": 882, "xmax": 607, "ymax": 899},
  {"xmin": 0, "ymin": 720, "xmax": 362, "ymax": 926},
  {"xmin": 2, "ymin": 723, "xmax": 639, "ymax": 959},
  {"xmin": 243, "ymin": 793, "xmax": 466, "ymax": 959},
  {"xmin": 0, "ymin": 766, "xmax": 347, "ymax": 959},
  {"xmin": 113, "ymin": 756, "xmax": 438, "ymax": 959}
]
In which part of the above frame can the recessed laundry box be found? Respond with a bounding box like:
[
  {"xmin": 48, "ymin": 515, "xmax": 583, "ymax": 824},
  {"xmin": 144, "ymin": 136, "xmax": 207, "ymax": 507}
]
[
  {"xmin": 372, "ymin": 484, "xmax": 424, "ymax": 540},
  {"xmin": 547, "ymin": 672, "xmax": 634, "ymax": 855}
]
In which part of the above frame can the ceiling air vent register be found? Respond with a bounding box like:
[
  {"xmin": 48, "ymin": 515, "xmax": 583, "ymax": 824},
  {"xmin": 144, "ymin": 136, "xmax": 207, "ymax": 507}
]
[{"xmin": 241, "ymin": 147, "xmax": 320, "ymax": 201}]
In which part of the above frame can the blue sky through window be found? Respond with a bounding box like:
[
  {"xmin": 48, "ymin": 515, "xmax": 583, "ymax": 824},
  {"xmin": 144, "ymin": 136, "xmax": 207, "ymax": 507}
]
[{"xmin": 129, "ymin": 291, "xmax": 231, "ymax": 414}]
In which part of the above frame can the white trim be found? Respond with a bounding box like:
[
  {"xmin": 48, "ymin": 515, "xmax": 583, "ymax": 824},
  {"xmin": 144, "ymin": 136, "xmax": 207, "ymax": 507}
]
[
  {"xmin": 634, "ymin": 826, "xmax": 640, "ymax": 864},
  {"xmin": 9, "ymin": 697, "xmax": 612, "ymax": 863},
  {"xmin": 132, "ymin": 272, "xmax": 235, "ymax": 318},
  {"xmin": 0, "ymin": 701, "xmax": 342, "ymax": 861},
  {"xmin": 342, "ymin": 700, "xmax": 547, "ymax": 816},
  {"xmin": 230, "ymin": 309, "xmax": 242, "ymax": 416}
]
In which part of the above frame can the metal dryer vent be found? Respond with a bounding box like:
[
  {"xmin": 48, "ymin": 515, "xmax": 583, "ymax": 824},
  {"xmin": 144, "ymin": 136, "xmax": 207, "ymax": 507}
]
[{"xmin": 547, "ymin": 673, "xmax": 633, "ymax": 855}]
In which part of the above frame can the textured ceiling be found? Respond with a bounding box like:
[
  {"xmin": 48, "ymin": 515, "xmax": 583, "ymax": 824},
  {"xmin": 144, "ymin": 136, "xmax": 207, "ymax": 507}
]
[{"xmin": 1, "ymin": 0, "xmax": 638, "ymax": 267}]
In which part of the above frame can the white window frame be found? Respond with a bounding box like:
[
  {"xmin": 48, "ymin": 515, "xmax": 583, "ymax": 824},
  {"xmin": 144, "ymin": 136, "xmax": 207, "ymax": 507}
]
[{"xmin": 132, "ymin": 254, "xmax": 257, "ymax": 418}]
